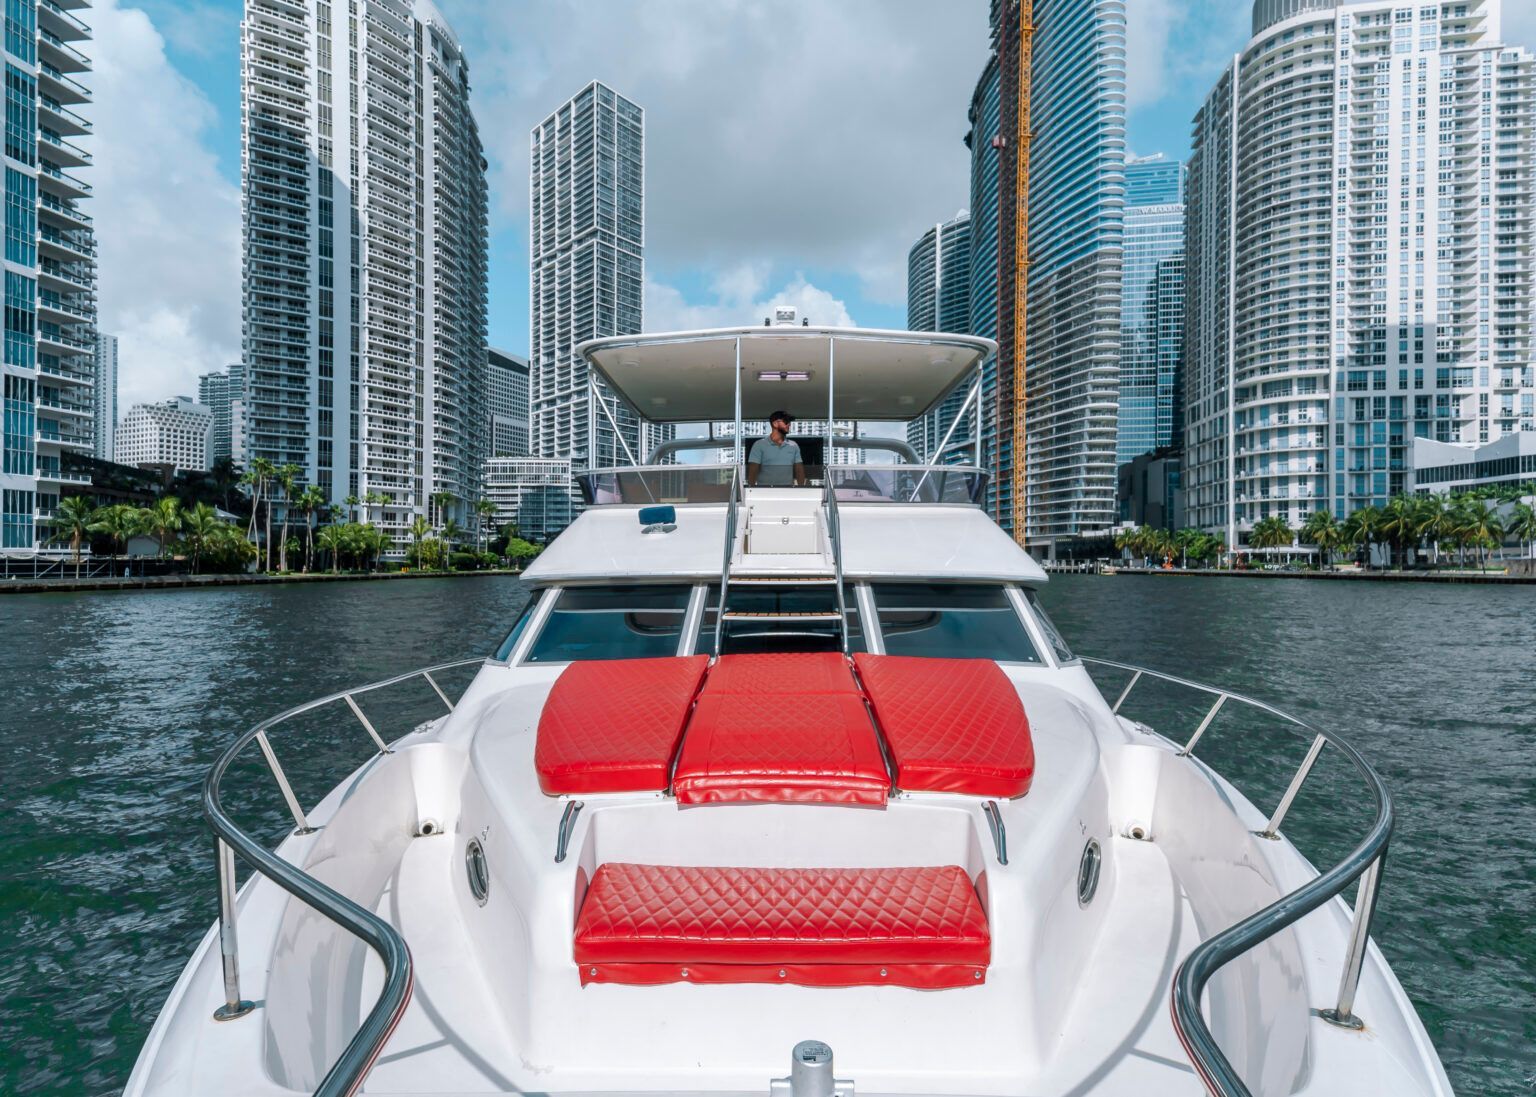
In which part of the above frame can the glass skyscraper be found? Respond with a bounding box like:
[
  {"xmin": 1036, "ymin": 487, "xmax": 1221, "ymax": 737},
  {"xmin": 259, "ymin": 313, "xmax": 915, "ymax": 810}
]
[
  {"xmin": 241, "ymin": 0, "xmax": 488, "ymax": 553},
  {"xmin": 530, "ymin": 82, "xmax": 658, "ymax": 473},
  {"xmin": 1185, "ymin": 0, "xmax": 1535, "ymax": 545},
  {"xmin": 0, "ymin": 0, "xmax": 95, "ymax": 555},
  {"xmin": 1022, "ymin": 0, "xmax": 1127, "ymax": 553},
  {"xmin": 488, "ymin": 346, "xmax": 530, "ymax": 458},
  {"xmin": 1117, "ymin": 154, "xmax": 1185, "ymax": 464},
  {"xmin": 906, "ymin": 211, "xmax": 974, "ymax": 462}
]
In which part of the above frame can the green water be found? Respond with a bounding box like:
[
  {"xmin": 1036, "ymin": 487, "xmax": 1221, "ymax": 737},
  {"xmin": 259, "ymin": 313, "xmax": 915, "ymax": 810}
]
[{"xmin": 0, "ymin": 574, "xmax": 1531, "ymax": 1094}]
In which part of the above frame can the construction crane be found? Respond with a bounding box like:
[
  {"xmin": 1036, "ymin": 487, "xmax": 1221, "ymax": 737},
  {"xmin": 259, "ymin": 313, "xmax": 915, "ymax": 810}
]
[{"xmin": 993, "ymin": 0, "xmax": 1032, "ymax": 547}]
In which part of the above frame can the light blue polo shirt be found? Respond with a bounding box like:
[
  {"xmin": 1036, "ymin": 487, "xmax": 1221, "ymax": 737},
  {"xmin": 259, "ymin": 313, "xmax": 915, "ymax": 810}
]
[{"xmin": 747, "ymin": 436, "xmax": 802, "ymax": 485}]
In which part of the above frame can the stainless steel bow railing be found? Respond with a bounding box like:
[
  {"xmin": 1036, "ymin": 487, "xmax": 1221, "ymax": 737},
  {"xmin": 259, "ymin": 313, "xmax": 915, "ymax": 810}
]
[
  {"xmin": 1082, "ymin": 657, "xmax": 1394, "ymax": 1097},
  {"xmin": 203, "ymin": 657, "xmax": 483, "ymax": 1097}
]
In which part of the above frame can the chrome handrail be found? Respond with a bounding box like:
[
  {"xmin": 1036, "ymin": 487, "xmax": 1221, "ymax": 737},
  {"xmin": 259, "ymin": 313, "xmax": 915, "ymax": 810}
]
[
  {"xmin": 1081, "ymin": 657, "xmax": 1394, "ymax": 1097},
  {"xmin": 823, "ymin": 479, "xmax": 851, "ymax": 655},
  {"xmin": 202, "ymin": 656, "xmax": 483, "ymax": 1097},
  {"xmin": 713, "ymin": 467, "xmax": 741, "ymax": 656}
]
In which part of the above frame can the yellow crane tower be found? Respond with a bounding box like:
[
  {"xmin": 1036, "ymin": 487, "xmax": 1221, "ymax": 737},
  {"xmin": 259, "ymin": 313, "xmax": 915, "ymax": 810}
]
[{"xmin": 1012, "ymin": 0, "xmax": 1032, "ymax": 547}]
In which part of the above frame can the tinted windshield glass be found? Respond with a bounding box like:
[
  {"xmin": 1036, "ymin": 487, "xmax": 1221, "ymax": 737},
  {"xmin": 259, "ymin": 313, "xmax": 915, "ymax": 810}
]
[
  {"xmin": 492, "ymin": 592, "xmax": 540, "ymax": 661},
  {"xmin": 701, "ymin": 585, "xmax": 865, "ymax": 655},
  {"xmin": 1024, "ymin": 590, "xmax": 1075, "ymax": 663},
  {"xmin": 525, "ymin": 585, "xmax": 693, "ymax": 663},
  {"xmin": 871, "ymin": 583, "xmax": 1040, "ymax": 663}
]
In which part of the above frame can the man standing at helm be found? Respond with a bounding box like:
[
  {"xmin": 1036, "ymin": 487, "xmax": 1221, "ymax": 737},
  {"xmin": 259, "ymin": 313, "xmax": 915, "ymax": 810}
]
[{"xmin": 746, "ymin": 410, "xmax": 806, "ymax": 487}]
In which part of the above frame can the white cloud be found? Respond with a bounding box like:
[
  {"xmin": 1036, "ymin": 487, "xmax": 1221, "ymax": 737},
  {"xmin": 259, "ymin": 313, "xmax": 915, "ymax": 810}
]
[
  {"xmin": 1125, "ymin": 0, "xmax": 1178, "ymax": 110},
  {"xmin": 1506, "ymin": 5, "xmax": 1536, "ymax": 53},
  {"xmin": 91, "ymin": 0, "xmax": 241, "ymax": 409},
  {"xmin": 450, "ymin": 0, "xmax": 988, "ymax": 311},
  {"xmin": 645, "ymin": 267, "xmax": 856, "ymax": 333}
]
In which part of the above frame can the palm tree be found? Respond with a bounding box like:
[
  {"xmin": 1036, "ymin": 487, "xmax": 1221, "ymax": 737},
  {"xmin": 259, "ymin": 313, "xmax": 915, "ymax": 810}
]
[
  {"xmin": 363, "ymin": 490, "xmax": 386, "ymax": 528},
  {"xmin": 244, "ymin": 456, "xmax": 276, "ymax": 569},
  {"xmin": 297, "ymin": 485, "xmax": 326, "ymax": 571},
  {"xmin": 360, "ymin": 523, "xmax": 388, "ymax": 571},
  {"xmin": 430, "ymin": 490, "xmax": 455, "ymax": 532},
  {"xmin": 441, "ymin": 518, "xmax": 465, "ymax": 551},
  {"xmin": 142, "ymin": 496, "xmax": 184, "ymax": 561},
  {"xmin": 1248, "ymin": 515, "xmax": 1294, "ymax": 552},
  {"xmin": 182, "ymin": 502, "xmax": 222, "ymax": 574},
  {"xmin": 1460, "ymin": 499, "xmax": 1506, "ymax": 572},
  {"xmin": 1377, "ymin": 494, "xmax": 1420, "ymax": 570},
  {"xmin": 1300, "ymin": 509, "xmax": 1342, "ymax": 570},
  {"xmin": 344, "ymin": 493, "xmax": 360, "ymax": 524},
  {"xmin": 1342, "ymin": 505, "xmax": 1380, "ymax": 569},
  {"xmin": 1414, "ymin": 493, "xmax": 1454, "ymax": 567},
  {"xmin": 1509, "ymin": 501, "xmax": 1536, "ymax": 560},
  {"xmin": 474, "ymin": 498, "xmax": 497, "ymax": 554},
  {"xmin": 408, "ymin": 514, "xmax": 431, "ymax": 567},
  {"xmin": 50, "ymin": 495, "xmax": 96, "ymax": 577},
  {"xmin": 273, "ymin": 464, "xmax": 301, "ymax": 572},
  {"xmin": 89, "ymin": 503, "xmax": 138, "ymax": 566},
  {"xmin": 317, "ymin": 524, "xmax": 345, "ymax": 573}
]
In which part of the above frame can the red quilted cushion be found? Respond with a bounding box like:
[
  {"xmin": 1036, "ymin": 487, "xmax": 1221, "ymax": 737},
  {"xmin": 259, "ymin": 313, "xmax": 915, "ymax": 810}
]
[
  {"xmin": 573, "ymin": 863, "xmax": 989, "ymax": 988},
  {"xmin": 671, "ymin": 653, "xmax": 889, "ymax": 806},
  {"xmin": 854, "ymin": 654, "xmax": 1033, "ymax": 798},
  {"xmin": 535, "ymin": 656, "xmax": 709, "ymax": 795}
]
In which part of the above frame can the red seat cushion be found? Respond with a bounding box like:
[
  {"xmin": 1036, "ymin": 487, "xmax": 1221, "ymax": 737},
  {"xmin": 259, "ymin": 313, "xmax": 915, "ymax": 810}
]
[
  {"xmin": 671, "ymin": 653, "xmax": 889, "ymax": 806},
  {"xmin": 854, "ymin": 654, "xmax": 1034, "ymax": 798},
  {"xmin": 535, "ymin": 656, "xmax": 709, "ymax": 795},
  {"xmin": 573, "ymin": 863, "xmax": 990, "ymax": 988}
]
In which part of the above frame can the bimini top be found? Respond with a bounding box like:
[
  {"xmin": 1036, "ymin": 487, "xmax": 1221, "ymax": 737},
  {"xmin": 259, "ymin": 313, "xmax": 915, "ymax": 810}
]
[{"xmin": 576, "ymin": 326, "xmax": 995, "ymax": 425}]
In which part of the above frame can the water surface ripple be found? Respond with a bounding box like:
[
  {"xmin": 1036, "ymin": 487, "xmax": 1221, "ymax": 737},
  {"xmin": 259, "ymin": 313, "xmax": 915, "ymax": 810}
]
[{"xmin": 0, "ymin": 574, "xmax": 1529, "ymax": 1094}]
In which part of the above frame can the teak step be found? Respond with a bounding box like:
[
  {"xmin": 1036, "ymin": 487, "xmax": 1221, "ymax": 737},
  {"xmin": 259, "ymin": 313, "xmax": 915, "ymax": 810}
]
[{"xmin": 573, "ymin": 863, "xmax": 990, "ymax": 988}]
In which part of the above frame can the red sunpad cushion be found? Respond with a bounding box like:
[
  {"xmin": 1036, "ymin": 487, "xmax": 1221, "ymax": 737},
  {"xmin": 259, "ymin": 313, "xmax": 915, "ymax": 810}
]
[
  {"xmin": 854, "ymin": 654, "xmax": 1033, "ymax": 798},
  {"xmin": 535, "ymin": 656, "xmax": 709, "ymax": 795},
  {"xmin": 573, "ymin": 863, "xmax": 989, "ymax": 988},
  {"xmin": 672, "ymin": 653, "xmax": 889, "ymax": 806}
]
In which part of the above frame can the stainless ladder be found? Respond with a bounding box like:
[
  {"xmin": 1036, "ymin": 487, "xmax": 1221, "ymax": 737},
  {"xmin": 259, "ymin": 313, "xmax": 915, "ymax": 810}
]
[{"xmin": 712, "ymin": 480, "xmax": 851, "ymax": 656}]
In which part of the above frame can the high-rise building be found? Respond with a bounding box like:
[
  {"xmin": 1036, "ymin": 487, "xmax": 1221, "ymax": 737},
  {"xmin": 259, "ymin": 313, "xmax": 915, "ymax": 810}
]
[
  {"xmin": 1021, "ymin": 0, "xmax": 1127, "ymax": 553},
  {"xmin": 488, "ymin": 347, "xmax": 530, "ymax": 457},
  {"xmin": 241, "ymin": 0, "xmax": 488, "ymax": 553},
  {"xmin": 483, "ymin": 456, "xmax": 574, "ymax": 543},
  {"xmin": 906, "ymin": 213, "xmax": 975, "ymax": 462},
  {"xmin": 93, "ymin": 333, "xmax": 117, "ymax": 462},
  {"xmin": 1184, "ymin": 0, "xmax": 1535, "ymax": 546},
  {"xmin": 530, "ymin": 82, "xmax": 652, "ymax": 473},
  {"xmin": 0, "ymin": 1, "xmax": 96, "ymax": 554},
  {"xmin": 1118, "ymin": 154, "xmax": 1185, "ymax": 464},
  {"xmin": 966, "ymin": 0, "xmax": 1126, "ymax": 551},
  {"xmin": 198, "ymin": 363, "xmax": 245, "ymax": 465},
  {"xmin": 117, "ymin": 398, "xmax": 213, "ymax": 474}
]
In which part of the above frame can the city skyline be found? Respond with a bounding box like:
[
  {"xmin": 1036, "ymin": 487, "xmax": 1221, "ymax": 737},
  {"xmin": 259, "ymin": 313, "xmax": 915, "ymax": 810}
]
[{"xmin": 95, "ymin": 1, "xmax": 1536, "ymax": 412}]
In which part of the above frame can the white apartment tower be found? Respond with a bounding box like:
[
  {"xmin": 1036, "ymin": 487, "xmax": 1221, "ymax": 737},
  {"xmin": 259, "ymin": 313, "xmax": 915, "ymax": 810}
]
[
  {"xmin": 530, "ymin": 82, "xmax": 652, "ymax": 472},
  {"xmin": 93, "ymin": 333, "xmax": 116, "ymax": 462},
  {"xmin": 117, "ymin": 398, "xmax": 214, "ymax": 474},
  {"xmin": 0, "ymin": 0, "xmax": 96, "ymax": 555},
  {"xmin": 1185, "ymin": 0, "xmax": 1535, "ymax": 545},
  {"xmin": 241, "ymin": 0, "xmax": 488, "ymax": 552}
]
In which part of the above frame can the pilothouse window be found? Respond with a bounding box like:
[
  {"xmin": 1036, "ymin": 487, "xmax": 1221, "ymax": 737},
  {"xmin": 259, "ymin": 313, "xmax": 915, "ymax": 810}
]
[
  {"xmin": 525, "ymin": 585, "xmax": 693, "ymax": 663},
  {"xmin": 871, "ymin": 584, "xmax": 1042, "ymax": 664}
]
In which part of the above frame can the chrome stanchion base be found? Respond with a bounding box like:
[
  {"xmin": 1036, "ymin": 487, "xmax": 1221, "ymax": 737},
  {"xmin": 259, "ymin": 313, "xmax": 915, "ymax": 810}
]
[{"xmin": 213, "ymin": 1000, "xmax": 256, "ymax": 1022}]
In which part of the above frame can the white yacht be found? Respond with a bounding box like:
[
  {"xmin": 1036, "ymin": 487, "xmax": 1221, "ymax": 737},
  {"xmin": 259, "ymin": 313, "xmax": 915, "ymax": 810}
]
[{"xmin": 127, "ymin": 318, "xmax": 1453, "ymax": 1097}]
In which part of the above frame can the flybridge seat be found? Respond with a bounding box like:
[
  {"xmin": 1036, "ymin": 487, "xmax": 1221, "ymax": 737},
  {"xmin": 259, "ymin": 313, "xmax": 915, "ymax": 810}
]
[
  {"xmin": 534, "ymin": 652, "xmax": 1033, "ymax": 801},
  {"xmin": 573, "ymin": 863, "xmax": 991, "ymax": 988}
]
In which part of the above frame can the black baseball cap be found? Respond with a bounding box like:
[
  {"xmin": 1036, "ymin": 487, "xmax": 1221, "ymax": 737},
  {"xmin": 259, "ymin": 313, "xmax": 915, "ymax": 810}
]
[{"xmin": 768, "ymin": 410, "xmax": 794, "ymax": 424}]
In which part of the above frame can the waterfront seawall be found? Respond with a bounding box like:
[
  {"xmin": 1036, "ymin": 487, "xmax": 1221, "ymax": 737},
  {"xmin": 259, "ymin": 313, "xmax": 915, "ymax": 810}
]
[
  {"xmin": 1110, "ymin": 566, "xmax": 1536, "ymax": 585},
  {"xmin": 0, "ymin": 569, "xmax": 524, "ymax": 596}
]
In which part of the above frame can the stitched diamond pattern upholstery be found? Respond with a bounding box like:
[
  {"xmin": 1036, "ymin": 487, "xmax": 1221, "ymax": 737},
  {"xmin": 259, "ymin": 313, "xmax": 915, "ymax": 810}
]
[
  {"xmin": 535, "ymin": 656, "xmax": 709, "ymax": 795},
  {"xmin": 573, "ymin": 863, "xmax": 990, "ymax": 988},
  {"xmin": 853, "ymin": 654, "xmax": 1034, "ymax": 798},
  {"xmin": 671, "ymin": 653, "xmax": 889, "ymax": 806}
]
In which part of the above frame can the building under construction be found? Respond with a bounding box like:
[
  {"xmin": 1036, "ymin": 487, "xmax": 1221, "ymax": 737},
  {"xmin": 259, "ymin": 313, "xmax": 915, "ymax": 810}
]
[{"xmin": 967, "ymin": 0, "xmax": 1128, "ymax": 555}]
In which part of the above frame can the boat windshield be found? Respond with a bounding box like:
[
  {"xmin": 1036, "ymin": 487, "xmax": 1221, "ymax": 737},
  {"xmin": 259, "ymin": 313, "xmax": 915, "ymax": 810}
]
[
  {"xmin": 503, "ymin": 582, "xmax": 1046, "ymax": 664},
  {"xmin": 577, "ymin": 464, "xmax": 987, "ymax": 506}
]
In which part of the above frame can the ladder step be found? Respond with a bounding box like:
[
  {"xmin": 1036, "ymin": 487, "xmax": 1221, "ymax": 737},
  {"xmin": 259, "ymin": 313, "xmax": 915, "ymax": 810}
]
[
  {"xmin": 728, "ymin": 575, "xmax": 837, "ymax": 585},
  {"xmin": 720, "ymin": 611, "xmax": 845, "ymax": 622}
]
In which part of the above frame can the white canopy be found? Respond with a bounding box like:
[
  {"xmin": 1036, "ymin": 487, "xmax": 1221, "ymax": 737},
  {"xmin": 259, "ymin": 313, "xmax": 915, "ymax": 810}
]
[{"xmin": 576, "ymin": 326, "xmax": 995, "ymax": 425}]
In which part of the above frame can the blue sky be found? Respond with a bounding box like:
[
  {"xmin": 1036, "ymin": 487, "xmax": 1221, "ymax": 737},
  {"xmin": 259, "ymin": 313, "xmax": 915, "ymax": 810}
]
[{"xmin": 95, "ymin": 1, "xmax": 1536, "ymax": 407}]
